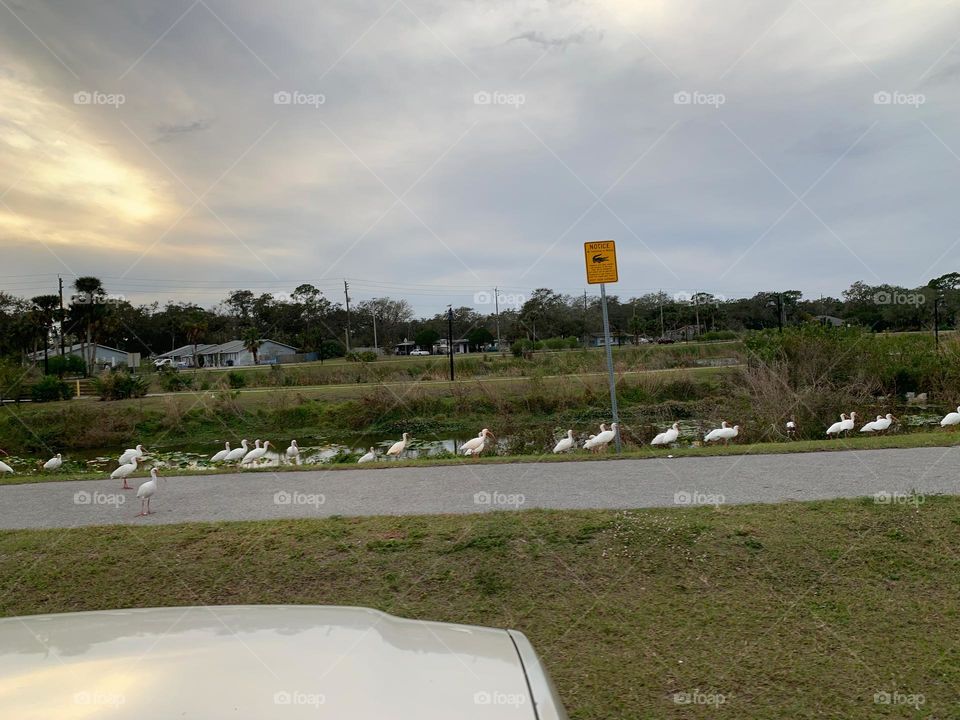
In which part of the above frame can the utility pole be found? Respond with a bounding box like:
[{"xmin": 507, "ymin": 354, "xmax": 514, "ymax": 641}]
[
  {"xmin": 693, "ymin": 292, "xmax": 700, "ymax": 337},
  {"xmin": 58, "ymin": 275, "xmax": 65, "ymax": 362},
  {"xmin": 447, "ymin": 306, "xmax": 455, "ymax": 382},
  {"xmin": 372, "ymin": 307, "xmax": 378, "ymax": 352},
  {"xmin": 494, "ymin": 287, "xmax": 501, "ymax": 351},
  {"xmin": 343, "ymin": 280, "xmax": 351, "ymax": 351},
  {"xmin": 934, "ymin": 295, "xmax": 940, "ymax": 350},
  {"xmin": 659, "ymin": 290, "xmax": 665, "ymax": 338},
  {"xmin": 777, "ymin": 293, "xmax": 783, "ymax": 333},
  {"xmin": 599, "ymin": 282, "xmax": 621, "ymax": 452}
]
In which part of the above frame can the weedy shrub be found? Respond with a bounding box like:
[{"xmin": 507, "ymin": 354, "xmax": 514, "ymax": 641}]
[
  {"xmin": 92, "ymin": 372, "xmax": 149, "ymax": 400},
  {"xmin": 31, "ymin": 375, "xmax": 75, "ymax": 402}
]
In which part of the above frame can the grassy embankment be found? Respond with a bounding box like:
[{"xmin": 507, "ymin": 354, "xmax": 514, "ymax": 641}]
[{"xmin": 2, "ymin": 498, "xmax": 958, "ymax": 718}]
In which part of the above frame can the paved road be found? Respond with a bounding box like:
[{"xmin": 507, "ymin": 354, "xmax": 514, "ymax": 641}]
[{"xmin": 0, "ymin": 446, "xmax": 956, "ymax": 530}]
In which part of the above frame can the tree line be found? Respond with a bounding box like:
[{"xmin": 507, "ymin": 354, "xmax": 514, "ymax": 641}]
[{"xmin": 1, "ymin": 274, "xmax": 958, "ymax": 365}]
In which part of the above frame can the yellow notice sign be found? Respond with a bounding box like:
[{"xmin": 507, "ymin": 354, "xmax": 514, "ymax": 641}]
[{"xmin": 584, "ymin": 240, "xmax": 618, "ymax": 284}]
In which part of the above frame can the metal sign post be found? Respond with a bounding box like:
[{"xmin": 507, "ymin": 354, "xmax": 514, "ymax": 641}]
[{"xmin": 584, "ymin": 240, "xmax": 621, "ymax": 453}]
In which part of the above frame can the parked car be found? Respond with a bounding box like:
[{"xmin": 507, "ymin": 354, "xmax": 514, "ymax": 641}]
[
  {"xmin": 656, "ymin": 337, "xmax": 676, "ymax": 344},
  {"xmin": 0, "ymin": 605, "xmax": 569, "ymax": 719},
  {"xmin": 409, "ymin": 349, "xmax": 430, "ymax": 356},
  {"xmin": 153, "ymin": 358, "xmax": 174, "ymax": 368}
]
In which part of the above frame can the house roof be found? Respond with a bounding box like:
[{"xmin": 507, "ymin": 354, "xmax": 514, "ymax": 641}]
[
  {"xmin": 157, "ymin": 339, "xmax": 297, "ymax": 358},
  {"xmin": 28, "ymin": 342, "xmax": 127, "ymax": 360},
  {"xmin": 156, "ymin": 344, "xmax": 219, "ymax": 359}
]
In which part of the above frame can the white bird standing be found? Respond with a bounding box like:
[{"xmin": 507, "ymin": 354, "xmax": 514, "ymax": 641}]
[
  {"xmin": 785, "ymin": 420, "xmax": 797, "ymax": 439},
  {"xmin": 715, "ymin": 424, "xmax": 740, "ymax": 445},
  {"xmin": 859, "ymin": 415, "xmax": 883, "ymax": 433},
  {"xmin": 872, "ymin": 413, "xmax": 896, "ymax": 433},
  {"xmin": 553, "ymin": 429, "xmax": 575, "ymax": 454},
  {"xmin": 651, "ymin": 423, "xmax": 680, "ymax": 447},
  {"xmin": 940, "ymin": 406, "xmax": 960, "ymax": 429},
  {"xmin": 358, "ymin": 447, "xmax": 376, "ymax": 464},
  {"xmin": 43, "ymin": 453, "xmax": 63, "ymax": 471},
  {"xmin": 826, "ymin": 413, "xmax": 848, "ymax": 437},
  {"xmin": 0, "ymin": 459, "xmax": 12, "ymax": 474},
  {"xmin": 704, "ymin": 421, "xmax": 730, "ymax": 443},
  {"xmin": 583, "ymin": 423, "xmax": 608, "ymax": 452},
  {"xmin": 136, "ymin": 467, "xmax": 159, "ymax": 517},
  {"xmin": 224, "ymin": 439, "xmax": 249, "ymax": 462},
  {"xmin": 590, "ymin": 423, "xmax": 618, "ymax": 452},
  {"xmin": 387, "ymin": 433, "xmax": 411, "ymax": 459},
  {"xmin": 285, "ymin": 440, "xmax": 300, "ymax": 465},
  {"xmin": 210, "ymin": 442, "xmax": 231, "ymax": 463},
  {"xmin": 111, "ymin": 456, "xmax": 140, "ymax": 490},
  {"xmin": 461, "ymin": 429, "xmax": 495, "ymax": 456},
  {"xmin": 840, "ymin": 412, "xmax": 857, "ymax": 437},
  {"xmin": 241, "ymin": 440, "xmax": 271, "ymax": 465},
  {"xmin": 118, "ymin": 444, "xmax": 145, "ymax": 466}
]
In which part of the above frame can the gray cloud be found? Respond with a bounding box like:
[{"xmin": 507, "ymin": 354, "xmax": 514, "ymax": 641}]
[
  {"xmin": 507, "ymin": 28, "xmax": 601, "ymax": 50},
  {"xmin": 155, "ymin": 119, "xmax": 212, "ymax": 143}
]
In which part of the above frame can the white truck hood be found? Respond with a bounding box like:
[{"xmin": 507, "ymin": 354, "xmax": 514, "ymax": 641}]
[{"xmin": 0, "ymin": 605, "xmax": 554, "ymax": 719}]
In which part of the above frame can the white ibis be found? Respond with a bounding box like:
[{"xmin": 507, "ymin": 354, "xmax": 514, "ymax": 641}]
[
  {"xmin": 387, "ymin": 433, "xmax": 411, "ymax": 459},
  {"xmin": 872, "ymin": 413, "xmax": 896, "ymax": 433},
  {"xmin": 583, "ymin": 423, "xmax": 608, "ymax": 452},
  {"xmin": 118, "ymin": 444, "xmax": 145, "ymax": 465},
  {"xmin": 859, "ymin": 415, "xmax": 882, "ymax": 433},
  {"xmin": 590, "ymin": 423, "xmax": 618, "ymax": 452},
  {"xmin": 704, "ymin": 421, "xmax": 730, "ymax": 443},
  {"xmin": 285, "ymin": 440, "xmax": 300, "ymax": 465},
  {"xmin": 841, "ymin": 412, "xmax": 857, "ymax": 436},
  {"xmin": 651, "ymin": 423, "xmax": 680, "ymax": 447},
  {"xmin": 224, "ymin": 439, "xmax": 248, "ymax": 462},
  {"xmin": 136, "ymin": 468, "xmax": 159, "ymax": 517},
  {"xmin": 210, "ymin": 442, "xmax": 231, "ymax": 463},
  {"xmin": 241, "ymin": 440, "xmax": 270, "ymax": 465},
  {"xmin": 0, "ymin": 459, "xmax": 12, "ymax": 474},
  {"xmin": 785, "ymin": 420, "xmax": 797, "ymax": 439},
  {"xmin": 552, "ymin": 430, "xmax": 575, "ymax": 453},
  {"xmin": 111, "ymin": 456, "xmax": 140, "ymax": 490},
  {"xmin": 826, "ymin": 413, "xmax": 848, "ymax": 437},
  {"xmin": 43, "ymin": 453, "xmax": 63, "ymax": 471},
  {"xmin": 358, "ymin": 447, "xmax": 376, "ymax": 463},
  {"xmin": 715, "ymin": 424, "xmax": 740, "ymax": 444},
  {"xmin": 461, "ymin": 429, "xmax": 495, "ymax": 455},
  {"xmin": 941, "ymin": 406, "xmax": 960, "ymax": 429}
]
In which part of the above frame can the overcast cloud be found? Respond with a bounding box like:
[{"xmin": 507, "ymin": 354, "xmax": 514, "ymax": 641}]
[{"xmin": 1, "ymin": 0, "xmax": 958, "ymax": 313}]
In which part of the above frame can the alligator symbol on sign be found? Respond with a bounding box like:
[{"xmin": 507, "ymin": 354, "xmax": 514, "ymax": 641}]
[{"xmin": 592, "ymin": 253, "xmax": 609, "ymax": 264}]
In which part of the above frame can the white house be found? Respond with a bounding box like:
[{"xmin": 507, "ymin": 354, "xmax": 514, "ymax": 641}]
[
  {"xmin": 157, "ymin": 339, "xmax": 297, "ymax": 367},
  {"xmin": 28, "ymin": 343, "xmax": 137, "ymax": 368}
]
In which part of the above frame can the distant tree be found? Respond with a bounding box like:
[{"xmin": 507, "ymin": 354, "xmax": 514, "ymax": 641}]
[
  {"xmin": 71, "ymin": 277, "xmax": 106, "ymax": 372},
  {"xmin": 414, "ymin": 328, "xmax": 440, "ymax": 350},
  {"xmin": 184, "ymin": 318, "xmax": 208, "ymax": 367},
  {"xmin": 465, "ymin": 327, "xmax": 494, "ymax": 351}
]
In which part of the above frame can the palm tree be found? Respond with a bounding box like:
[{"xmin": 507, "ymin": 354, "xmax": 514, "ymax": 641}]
[
  {"xmin": 184, "ymin": 319, "xmax": 208, "ymax": 368},
  {"xmin": 71, "ymin": 277, "xmax": 105, "ymax": 374},
  {"xmin": 31, "ymin": 295, "xmax": 60, "ymax": 375},
  {"xmin": 242, "ymin": 329, "xmax": 263, "ymax": 365}
]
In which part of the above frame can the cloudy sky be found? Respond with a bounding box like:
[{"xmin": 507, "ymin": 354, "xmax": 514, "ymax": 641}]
[{"xmin": 1, "ymin": 0, "xmax": 958, "ymax": 314}]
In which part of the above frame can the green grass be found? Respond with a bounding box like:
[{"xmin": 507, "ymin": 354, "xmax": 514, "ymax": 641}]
[
  {"xmin": 2, "ymin": 429, "xmax": 957, "ymax": 486},
  {"xmin": 2, "ymin": 499, "xmax": 958, "ymax": 718}
]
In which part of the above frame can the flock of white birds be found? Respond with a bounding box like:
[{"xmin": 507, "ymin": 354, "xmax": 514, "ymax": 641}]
[{"xmin": 1, "ymin": 405, "xmax": 959, "ymax": 518}]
